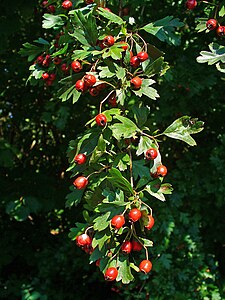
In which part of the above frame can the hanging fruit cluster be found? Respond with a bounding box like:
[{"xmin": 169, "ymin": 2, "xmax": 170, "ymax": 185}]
[{"xmin": 20, "ymin": 0, "xmax": 204, "ymax": 284}]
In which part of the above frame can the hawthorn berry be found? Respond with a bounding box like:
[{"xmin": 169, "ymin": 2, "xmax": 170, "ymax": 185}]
[
  {"xmin": 61, "ymin": 63, "xmax": 70, "ymax": 73},
  {"xmin": 137, "ymin": 51, "xmax": 149, "ymax": 62},
  {"xmin": 128, "ymin": 208, "xmax": 142, "ymax": 222},
  {"xmin": 96, "ymin": 259, "xmax": 101, "ymax": 267},
  {"xmin": 185, "ymin": 0, "xmax": 197, "ymax": 10},
  {"xmin": 206, "ymin": 19, "xmax": 217, "ymax": 31},
  {"xmin": 108, "ymin": 92, "xmax": 117, "ymax": 107},
  {"xmin": 62, "ymin": 0, "xmax": 73, "ymax": 9},
  {"xmin": 122, "ymin": 7, "xmax": 129, "ymax": 16},
  {"xmin": 74, "ymin": 153, "xmax": 87, "ymax": 165},
  {"xmin": 111, "ymin": 215, "xmax": 125, "ymax": 229},
  {"xmin": 37, "ymin": 55, "xmax": 44, "ymax": 65},
  {"xmin": 103, "ymin": 35, "xmax": 115, "ymax": 47},
  {"xmin": 71, "ymin": 60, "xmax": 82, "ymax": 72},
  {"xmin": 89, "ymin": 87, "xmax": 99, "ymax": 97},
  {"xmin": 96, "ymin": 83, "xmax": 106, "ymax": 91},
  {"xmin": 75, "ymin": 80, "xmax": 85, "ymax": 92},
  {"xmin": 85, "ymin": 0, "xmax": 94, "ymax": 4},
  {"xmin": 217, "ymin": 26, "xmax": 225, "ymax": 36},
  {"xmin": 145, "ymin": 215, "xmax": 155, "ymax": 230},
  {"xmin": 76, "ymin": 234, "xmax": 92, "ymax": 247},
  {"xmin": 156, "ymin": 164, "xmax": 167, "ymax": 177},
  {"xmin": 42, "ymin": 72, "xmax": 49, "ymax": 80},
  {"xmin": 73, "ymin": 176, "xmax": 88, "ymax": 189},
  {"xmin": 131, "ymin": 240, "xmax": 143, "ymax": 251},
  {"xmin": 121, "ymin": 241, "xmax": 132, "ymax": 254},
  {"xmin": 103, "ymin": 7, "xmax": 112, "ymax": 12},
  {"xmin": 47, "ymin": 5, "xmax": 55, "ymax": 13},
  {"xmin": 53, "ymin": 57, "xmax": 62, "ymax": 65},
  {"xmin": 49, "ymin": 73, "xmax": 56, "ymax": 81},
  {"xmin": 104, "ymin": 267, "xmax": 118, "ymax": 281},
  {"xmin": 139, "ymin": 259, "xmax": 152, "ymax": 273},
  {"xmin": 83, "ymin": 74, "xmax": 96, "ymax": 88},
  {"xmin": 145, "ymin": 148, "xmax": 158, "ymax": 160},
  {"xmin": 130, "ymin": 76, "xmax": 142, "ymax": 90},
  {"xmin": 130, "ymin": 56, "xmax": 140, "ymax": 68},
  {"xmin": 120, "ymin": 41, "xmax": 128, "ymax": 51},
  {"xmin": 95, "ymin": 113, "xmax": 107, "ymax": 127},
  {"xmin": 42, "ymin": 1, "xmax": 48, "ymax": 7}
]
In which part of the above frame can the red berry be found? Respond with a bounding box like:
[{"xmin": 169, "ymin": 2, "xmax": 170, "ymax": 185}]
[
  {"xmin": 61, "ymin": 63, "xmax": 70, "ymax": 73},
  {"xmin": 104, "ymin": 267, "xmax": 118, "ymax": 281},
  {"xmin": 185, "ymin": 0, "xmax": 197, "ymax": 10},
  {"xmin": 122, "ymin": 7, "xmax": 129, "ymax": 16},
  {"xmin": 85, "ymin": 0, "xmax": 94, "ymax": 4},
  {"xmin": 96, "ymin": 83, "xmax": 107, "ymax": 91},
  {"xmin": 47, "ymin": 5, "xmax": 55, "ymax": 13},
  {"xmin": 145, "ymin": 148, "xmax": 158, "ymax": 160},
  {"xmin": 103, "ymin": 35, "xmax": 115, "ymax": 47},
  {"xmin": 71, "ymin": 60, "xmax": 82, "ymax": 72},
  {"xmin": 95, "ymin": 113, "xmax": 107, "ymax": 127},
  {"xmin": 73, "ymin": 176, "xmax": 88, "ymax": 189},
  {"xmin": 76, "ymin": 234, "xmax": 92, "ymax": 247},
  {"xmin": 121, "ymin": 241, "xmax": 132, "ymax": 254},
  {"xmin": 42, "ymin": 1, "xmax": 48, "ymax": 7},
  {"xmin": 42, "ymin": 72, "xmax": 49, "ymax": 80},
  {"xmin": 46, "ymin": 79, "xmax": 53, "ymax": 86},
  {"xmin": 130, "ymin": 56, "xmax": 140, "ymax": 68},
  {"xmin": 217, "ymin": 26, "xmax": 225, "ymax": 36},
  {"xmin": 206, "ymin": 19, "xmax": 217, "ymax": 30},
  {"xmin": 96, "ymin": 259, "xmax": 101, "ymax": 267},
  {"xmin": 145, "ymin": 215, "xmax": 155, "ymax": 230},
  {"xmin": 156, "ymin": 165, "xmax": 167, "ymax": 177},
  {"xmin": 120, "ymin": 41, "xmax": 128, "ymax": 51},
  {"xmin": 62, "ymin": 0, "xmax": 73, "ymax": 9},
  {"xmin": 49, "ymin": 73, "xmax": 56, "ymax": 81},
  {"xmin": 53, "ymin": 57, "xmax": 62, "ymax": 65},
  {"xmin": 84, "ymin": 74, "xmax": 96, "ymax": 88},
  {"xmin": 111, "ymin": 215, "xmax": 125, "ymax": 229},
  {"xmin": 130, "ymin": 76, "xmax": 142, "ymax": 90},
  {"xmin": 75, "ymin": 80, "xmax": 85, "ymax": 92},
  {"xmin": 108, "ymin": 92, "xmax": 117, "ymax": 107},
  {"xmin": 139, "ymin": 260, "xmax": 152, "ymax": 273},
  {"xmin": 128, "ymin": 208, "xmax": 142, "ymax": 222},
  {"xmin": 103, "ymin": 7, "xmax": 111, "ymax": 12},
  {"xmin": 131, "ymin": 240, "xmax": 143, "ymax": 251},
  {"xmin": 137, "ymin": 51, "xmax": 149, "ymax": 62},
  {"xmin": 89, "ymin": 87, "xmax": 99, "ymax": 97},
  {"xmin": 37, "ymin": 55, "xmax": 44, "ymax": 65},
  {"xmin": 74, "ymin": 153, "xmax": 87, "ymax": 165}
]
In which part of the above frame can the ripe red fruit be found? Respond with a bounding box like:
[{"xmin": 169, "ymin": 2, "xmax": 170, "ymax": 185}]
[
  {"xmin": 111, "ymin": 215, "xmax": 125, "ymax": 229},
  {"xmin": 103, "ymin": 7, "xmax": 111, "ymax": 12},
  {"xmin": 76, "ymin": 234, "xmax": 92, "ymax": 247},
  {"xmin": 96, "ymin": 83, "xmax": 106, "ymax": 91},
  {"xmin": 103, "ymin": 35, "xmax": 115, "ymax": 47},
  {"xmin": 122, "ymin": 7, "xmax": 129, "ymax": 16},
  {"xmin": 128, "ymin": 208, "xmax": 142, "ymax": 222},
  {"xmin": 42, "ymin": 72, "xmax": 49, "ymax": 80},
  {"xmin": 139, "ymin": 259, "xmax": 152, "ymax": 273},
  {"xmin": 145, "ymin": 148, "xmax": 158, "ymax": 160},
  {"xmin": 61, "ymin": 63, "xmax": 70, "ymax": 73},
  {"xmin": 89, "ymin": 87, "xmax": 99, "ymax": 97},
  {"xmin": 137, "ymin": 51, "xmax": 149, "ymax": 62},
  {"xmin": 42, "ymin": 1, "xmax": 48, "ymax": 7},
  {"xmin": 49, "ymin": 73, "xmax": 56, "ymax": 81},
  {"xmin": 53, "ymin": 57, "xmax": 62, "ymax": 65},
  {"xmin": 108, "ymin": 92, "xmax": 117, "ymax": 107},
  {"xmin": 185, "ymin": 0, "xmax": 197, "ymax": 10},
  {"xmin": 74, "ymin": 153, "xmax": 87, "ymax": 165},
  {"xmin": 206, "ymin": 19, "xmax": 217, "ymax": 30},
  {"xmin": 96, "ymin": 259, "xmax": 101, "ymax": 267},
  {"xmin": 131, "ymin": 240, "xmax": 143, "ymax": 251},
  {"xmin": 145, "ymin": 215, "xmax": 155, "ymax": 230},
  {"xmin": 130, "ymin": 76, "xmax": 142, "ymax": 90},
  {"xmin": 75, "ymin": 80, "xmax": 85, "ymax": 92},
  {"xmin": 47, "ymin": 5, "xmax": 55, "ymax": 13},
  {"xmin": 120, "ymin": 41, "xmax": 128, "ymax": 51},
  {"xmin": 42, "ymin": 55, "xmax": 51, "ymax": 67},
  {"xmin": 85, "ymin": 0, "xmax": 94, "ymax": 4},
  {"xmin": 46, "ymin": 79, "xmax": 53, "ymax": 86},
  {"xmin": 73, "ymin": 176, "xmax": 88, "ymax": 189},
  {"xmin": 37, "ymin": 55, "xmax": 44, "ymax": 65},
  {"xmin": 217, "ymin": 26, "xmax": 225, "ymax": 36},
  {"xmin": 84, "ymin": 74, "xmax": 96, "ymax": 88},
  {"xmin": 130, "ymin": 56, "xmax": 140, "ymax": 68},
  {"xmin": 156, "ymin": 164, "xmax": 167, "ymax": 177},
  {"xmin": 71, "ymin": 60, "xmax": 82, "ymax": 72},
  {"xmin": 95, "ymin": 113, "xmax": 107, "ymax": 127},
  {"xmin": 62, "ymin": 0, "xmax": 73, "ymax": 9},
  {"xmin": 105, "ymin": 267, "xmax": 118, "ymax": 281},
  {"xmin": 121, "ymin": 241, "xmax": 132, "ymax": 254}
]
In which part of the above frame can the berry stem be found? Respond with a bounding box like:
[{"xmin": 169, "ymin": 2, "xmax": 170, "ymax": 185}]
[
  {"xmin": 99, "ymin": 90, "xmax": 115, "ymax": 113},
  {"xmin": 134, "ymin": 33, "xmax": 148, "ymax": 52},
  {"xmin": 85, "ymin": 225, "xmax": 94, "ymax": 235},
  {"xmin": 140, "ymin": 131, "xmax": 159, "ymax": 148},
  {"xmin": 128, "ymin": 146, "xmax": 134, "ymax": 188},
  {"xmin": 133, "ymin": 229, "xmax": 149, "ymax": 260}
]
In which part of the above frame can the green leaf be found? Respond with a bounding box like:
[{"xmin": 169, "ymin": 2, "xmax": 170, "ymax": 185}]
[
  {"xmin": 97, "ymin": 7, "xmax": 124, "ymax": 25},
  {"xmin": 72, "ymin": 49, "xmax": 91, "ymax": 60},
  {"xmin": 98, "ymin": 66, "xmax": 115, "ymax": 78},
  {"xmin": 132, "ymin": 105, "xmax": 150, "ymax": 127},
  {"xmin": 65, "ymin": 188, "xmax": 84, "ymax": 207},
  {"xmin": 115, "ymin": 65, "xmax": 126, "ymax": 80},
  {"xmin": 139, "ymin": 237, "xmax": 153, "ymax": 247},
  {"xmin": 112, "ymin": 153, "xmax": 130, "ymax": 171},
  {"xmin": 51, "ymin": 43, "xmax": 68, "ymax": 58},
  {"xmin": 110, "ymin": 115, "xmax": 139, "ymax": 140},
  {"xmin": 76, "ymin": 129, "xmax": 101, "ymax": 155},
  {"xmin": 19, "ymin": 42, "xmax": 44, "ymax": 62},
  {"xmin": 197, "ymin": 43, "xmax": 225, "ymax": 65},
  {"xmin": 93, "ymin": 211, "xmax": 111, "ymax": 231},
  {"xmin": 132, "ymin": 160, "xmax": 150, "ymax": 181},
  {"xmin": 117, "ymin": 255, "xmax": 134, "ymax": 284},
  {"xmin": 108, "ymin": 168, "xmax": 134, "ymax": 195},
  {"xmin": 136, "ymin": 136, "xmax": 153, "ymax": 156},
  {"xmin": 70, "ymin": 29, "xmax": 91, "ymax": 46},
  {"xmin": 219, "ymin": 5, "xmax": 225, "ymax": 17},
  {"xmin": 59, "ymin": 85, "xmax": 81, "ymax": 103},
  {"xmin": 89, "ymin": 134, "xmax": 106, "ymax": 163},
  {"xmin": 102, "ymin": 46, "xmax": 124, "ymax": 60},
  {"xmin": 68, "ymin": 223, "xmax": 87, "ymax": 240},
  {"xmin": 144, "ymin": 56, "xmax": 169, "ymax": 76},
  {"xmin": 133, "ymin": 79, "xmax": 159, "ymax": 100},
  {"xmin": 144, "ymin": 179, "xmax": 166, "ymax": 202},
  {"xmin": 92, "ymin": 228, "xmax": 111, "ymax": 250},
  {"xmin": 163, "ymin": 116, "xmax": 204, "ymax": 146},
  {"xmin": 159, "ymin": 183, "xmax": 173, "ymax": 194},
  {"xmin": 196, "ymin": 18, "xmax": 208, "ymax": 33},
  {"xmin": 34, "ymin": 37, "xmax": 50, "ymax": 45},
  {"xmin": 42, "ymin": 14, "xmax": 64, "ymax": 29}
]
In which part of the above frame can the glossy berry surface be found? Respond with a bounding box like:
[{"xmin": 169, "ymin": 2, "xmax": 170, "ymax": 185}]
[
  {"xmin": 121, "ymin": 241, "xmax": 132, "ymax": 254},
  {"xmin": 95, "ymin": 114, "xmax": 107, "ymax": 127},
  {"xmin": 62, "ymin": 0, "xmax": 73, "ymax": 9},
  {"xmin": 71, "ymin": 60, "xmax": 82, "ymax": 72},
  {"xmin": 111, "ymin": 215, "xmax": 125, "ymax": 229},
  {"xmin": 185, "ymin": 0, "xmax": 197, "ymax": 9},
  {"xmin": 130, "ymin": 77, "xmax": 142, "ymax": 90},
  {"xmin": 130, "ymin": 56, "xmax": 140, "ymax": 68},
  {"xmin": 131, "ymin": 240, "xmax": 143, "ymax": 251},
  {"xmin": 145, "ymin": 148, "xmax": 158, "ymax": 160},
  {"xmin": 128, "ymin": 208, "xmax": 142, "ymax": 222},
  {"xmin": 61, "ymin": 63, "xmax": 70, "ymax": 73},
  {"xmin": 84, "ymin": 74, "xmax": 96, "ymax": 88},
  {"xmin": 145, "ymin": 215, "xmax": 155, "ymax": 230},
  {"xmin": 139, "ymin": 259, "xmax": 152, "ymax": 273},
  {"xmin": 42, "ymin": 72, "xmax": 49, "ymax": 80},
  {"xmin": 74, "ymin": 153, "xmax": 87, "ymax": 165},
  {"xmin": 137, "ymin": 51, "xmax": 149, "ymax": 62},
  {"xmin": 104, "ymin": 267, "xmax": 118, "ymax": 281},
  {"xmin": 103, "ymin": 35, "xmax": 115, "ymax": 47},
  {"xmin": 108, "ymin": 92, "xmax": 117, "ymax": 107},
  {"xmin": 120, "ymin": 41, "xmax": 128, "ymax": 50},
  {"xmin": 53, "ymin": 57, "xmax": 62, "ymax": 65},
  {"xmin": 76, "ymin": 234, "xmax": 92, "ymax": 247},
  {"xmin": 89, "ymin": 87, "xmax": 99, "ymax": 97},
  {"xmin": 156, "ymin": 164, "xmax": 167, "ymax": 177},
  {"xmin": 73, "ymin": 176, "xmax": 88, "ymax": 189},
  {"xmin": 49, "ymin": 73, "xmax": 56, "ymax": 81},
  {"xmin": 206, "ymin": 19, "xmax": 217, "ymax": 30},
  {"xmin": 217, "ymin": 26, "xmax": 225, "ymax": 36},
  {"xmin": 75, "ymin": 80, "xmax": 85, "ymax": 92}
]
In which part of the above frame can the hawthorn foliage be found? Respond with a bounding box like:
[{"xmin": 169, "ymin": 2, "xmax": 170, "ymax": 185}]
[{"xmin": 19, "ymin": 0, "xmax": 205, "ymax": 284}]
